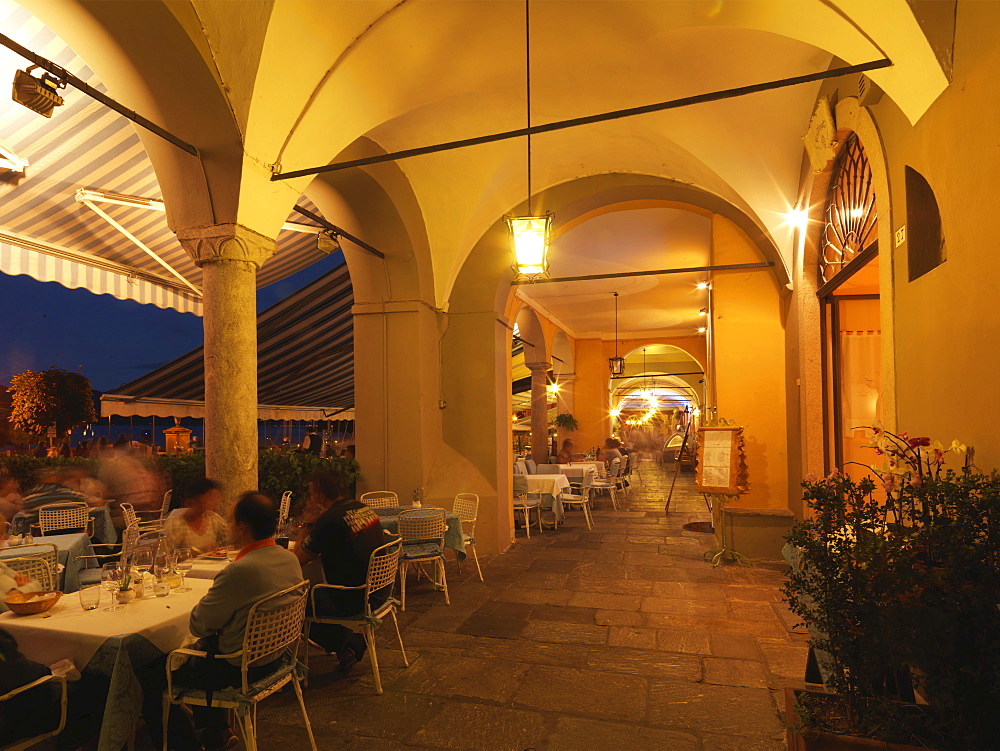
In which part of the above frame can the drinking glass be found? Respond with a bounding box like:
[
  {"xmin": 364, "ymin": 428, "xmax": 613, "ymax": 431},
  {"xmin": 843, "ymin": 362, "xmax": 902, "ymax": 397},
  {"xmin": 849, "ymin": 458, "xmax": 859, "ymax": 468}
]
[
  {"xmin": 152, "ymin": 577, "xmax": 171, "ymax": 597},
  {"xmin": 132, "ymin": 548, "xmax": 153, "ymax": 575},
  {"xmin": 78, "ymin": 585, "xmax": 101, "ymax": 611},
  {"xmin": 173, "ymin": 548, "xmax": 193, "ymax": 593},
  {"xmin": 101, "ymin": 563, "xmax": 124, "ymax": 612}
]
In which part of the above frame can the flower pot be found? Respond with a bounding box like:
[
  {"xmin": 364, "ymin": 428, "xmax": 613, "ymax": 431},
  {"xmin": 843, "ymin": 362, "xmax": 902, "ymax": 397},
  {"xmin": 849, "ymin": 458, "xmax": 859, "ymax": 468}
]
[
  {"xmin": 785, "ymin": 688, "xmax": 931, "ymax": 751},
  {"xmin": 117, "ymin": 589, "xmax": 137, "ymax": 605}
]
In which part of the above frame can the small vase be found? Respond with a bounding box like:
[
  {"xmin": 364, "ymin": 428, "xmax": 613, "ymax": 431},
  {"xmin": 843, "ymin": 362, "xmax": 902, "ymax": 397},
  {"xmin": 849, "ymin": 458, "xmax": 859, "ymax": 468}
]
[
  {"xmin": 412, "ymin": 500, "xmax": 422, "ymax": 508},
  {"xmin": 117, "ymin": 589, "xmax": 137, "ymax": 605}
]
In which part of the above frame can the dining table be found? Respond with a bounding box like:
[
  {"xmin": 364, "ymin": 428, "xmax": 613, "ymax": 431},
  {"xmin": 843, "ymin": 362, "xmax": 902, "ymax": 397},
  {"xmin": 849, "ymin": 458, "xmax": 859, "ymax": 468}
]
[
  {"xmin": 0, "ymin": 532, "xmax": 96, "ymax": 593},
  {"xmin": 0, "ymin": 577, "xmax": 213, "ymax": 751},
  {"xmin": 373, "ymin": 506, "xmax": 466, "ymax": 560},
  {"xmin": 523, "ymin": 474, "xmax": 570, "ymax": 521}
]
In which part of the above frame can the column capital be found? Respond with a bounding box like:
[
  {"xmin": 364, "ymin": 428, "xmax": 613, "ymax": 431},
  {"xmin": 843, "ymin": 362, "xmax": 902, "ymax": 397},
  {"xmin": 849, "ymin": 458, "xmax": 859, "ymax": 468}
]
[
  {"xmin": 177, "ymin": 223, "xmax": 276, "ymax": 270},
  {"xmin": 525, "ymin": 361, "xmax": 552, "ymax": 373}
]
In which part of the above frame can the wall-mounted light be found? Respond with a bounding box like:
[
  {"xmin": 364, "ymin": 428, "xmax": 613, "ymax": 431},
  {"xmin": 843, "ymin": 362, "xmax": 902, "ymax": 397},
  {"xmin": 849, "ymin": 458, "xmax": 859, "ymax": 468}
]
[
  {"xmin": 697, "ymin": 327, "xmax": 707, "ymax": 334},
  {"xmin": 698, "ymin": 308, "xmax": 708, "ymax": 316},
  {"xmin": 696, "ymin": 281, "xmax": 709, "ymax": 290},
  {"xmin": 784, "ymin": 207, "xmax": 810, "ymax": 231}
]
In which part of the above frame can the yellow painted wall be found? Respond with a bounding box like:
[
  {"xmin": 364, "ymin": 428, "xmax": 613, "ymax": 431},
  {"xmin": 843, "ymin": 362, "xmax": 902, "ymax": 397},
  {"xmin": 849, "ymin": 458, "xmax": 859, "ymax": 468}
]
[{"xmin": 712, "ymin": 216, "xmax": 789, "ymax": 510}]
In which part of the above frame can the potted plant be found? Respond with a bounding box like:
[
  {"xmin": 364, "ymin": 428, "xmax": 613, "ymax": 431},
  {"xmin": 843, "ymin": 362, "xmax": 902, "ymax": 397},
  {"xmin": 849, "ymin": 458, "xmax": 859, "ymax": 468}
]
[
  {"xmin": 553, "ymin": 413, "xmax": 578, "ymax": 432},
  {"xmin": 783, "ymin": 428, "xmax": 1000, "ymax": 750}
]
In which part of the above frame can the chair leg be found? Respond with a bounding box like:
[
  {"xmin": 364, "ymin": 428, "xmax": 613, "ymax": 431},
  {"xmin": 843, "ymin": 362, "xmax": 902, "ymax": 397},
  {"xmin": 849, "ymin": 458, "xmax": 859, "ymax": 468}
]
[
  {"xmin": 292, "ymin": 678, "xmax": 318, "ymax": 751},
  {"xmin": 470, "ymin": 544, "xmax": 484, "ymax": 582},
  {"xmin": 524, "ymin": 508, "xmax": 530, "ymax": 539},
  {"xmin": 235, "ymin": 708, "xmax": 257, "ymax": 751},
  {"xmin": 584, "ymin": 503, "xmax": 593, "ymax": 530},
  {"xmin": 438, "ymin": 557, "xmax": 450, "ymax": 605},
  {"xmin": 363, "ymin": 625, "xmax": 383, "ymax": 695},
  {"xmin": 390, "ymin": 609, "xmax": 410, "ymax": 667},
  {"xmin": 400, "ymin": 562, "xmax": 408, "ymax": 611},
  {"xmin": 302, "ymin": 622, "xmax": 311, "ymax": 686}
]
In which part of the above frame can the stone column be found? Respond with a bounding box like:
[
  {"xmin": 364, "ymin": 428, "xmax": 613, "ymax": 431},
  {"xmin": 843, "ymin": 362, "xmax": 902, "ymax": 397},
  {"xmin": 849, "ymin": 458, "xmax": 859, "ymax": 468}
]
[
  {"xmin": 177, "ymin": 224, "xmax": 275, "ymax": 506},
  {"xmin": 527, "ymin": 362, "xmax": 551, "ymax": 465}
]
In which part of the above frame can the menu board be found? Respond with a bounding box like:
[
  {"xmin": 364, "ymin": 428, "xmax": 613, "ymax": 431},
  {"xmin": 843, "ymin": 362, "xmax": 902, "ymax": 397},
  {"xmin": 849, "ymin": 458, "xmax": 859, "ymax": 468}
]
[{"xmin": 695, "ymin": 426, "xmax": 748, "ymax": 496}]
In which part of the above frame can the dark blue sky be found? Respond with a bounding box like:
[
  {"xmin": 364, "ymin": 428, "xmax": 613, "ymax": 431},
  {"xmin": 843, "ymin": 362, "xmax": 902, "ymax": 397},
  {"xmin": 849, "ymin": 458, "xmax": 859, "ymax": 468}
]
[{"xmin": 0, "ymin": 251, "xmax": 345, "ymax": 393}]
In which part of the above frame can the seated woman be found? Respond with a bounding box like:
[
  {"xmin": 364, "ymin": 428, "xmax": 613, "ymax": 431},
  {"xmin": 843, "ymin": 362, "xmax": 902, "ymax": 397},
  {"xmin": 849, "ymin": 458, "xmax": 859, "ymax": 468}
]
[
  {"xmin": 163, "ymin": 478, "xmax": 229, "ymax": 555},
  {"xmin": 555, "ymin": 439, "xmax": 577, "ymax": 464},
  {"xmin": 0, "ymin": 472, "xmax": 23, "ymax": 521},
  {"xmin": 599, "ymin": 437, "xmax": 624, "ymax": 464}
]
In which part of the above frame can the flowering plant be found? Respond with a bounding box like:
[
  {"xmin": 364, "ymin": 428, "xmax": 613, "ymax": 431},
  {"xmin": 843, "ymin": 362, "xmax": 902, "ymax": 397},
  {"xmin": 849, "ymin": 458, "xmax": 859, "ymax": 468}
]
[
  {"xmin": 411, "ymin": 487, "xmax": 424, "ymax": 504},
  {"xmin": 784, "ymin": 427, "xmax": 1000, "ymax": 748}
]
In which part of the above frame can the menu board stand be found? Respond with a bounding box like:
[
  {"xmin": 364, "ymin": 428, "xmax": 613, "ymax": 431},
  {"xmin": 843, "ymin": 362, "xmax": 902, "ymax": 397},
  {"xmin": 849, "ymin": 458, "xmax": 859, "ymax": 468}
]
[{"xmin": 696, "ymin": 424, "xmax": 751, "ymax": 567}]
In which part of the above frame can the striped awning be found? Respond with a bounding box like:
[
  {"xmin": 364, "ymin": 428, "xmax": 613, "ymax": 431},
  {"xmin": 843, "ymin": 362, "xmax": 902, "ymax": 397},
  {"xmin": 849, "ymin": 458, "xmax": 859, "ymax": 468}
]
[
  {"xmin": 0, "ymin": 0, "xmax": 330, "ymax": 316},
  {"xmin": 102, "ymin": 262, "xmax": 355, "ymax": 420}
]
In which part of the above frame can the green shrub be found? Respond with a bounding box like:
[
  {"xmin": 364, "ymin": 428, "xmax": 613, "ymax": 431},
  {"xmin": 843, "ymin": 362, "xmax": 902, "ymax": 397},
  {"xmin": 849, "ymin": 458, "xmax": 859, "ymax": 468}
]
[{"xmin": 2, "ymin": 451, "xmax": 359, "ymax": 516}]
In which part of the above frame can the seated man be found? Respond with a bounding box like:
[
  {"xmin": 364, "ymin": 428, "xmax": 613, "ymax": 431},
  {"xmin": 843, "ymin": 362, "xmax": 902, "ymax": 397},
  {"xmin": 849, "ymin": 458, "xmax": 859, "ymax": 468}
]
[
  {"xmin": 295, "ymin": 469, "xmax": 386, "ymax": 671},
  {"xmin": 141, "ymin": 492, "xmax": 303, "ymax": 751}
]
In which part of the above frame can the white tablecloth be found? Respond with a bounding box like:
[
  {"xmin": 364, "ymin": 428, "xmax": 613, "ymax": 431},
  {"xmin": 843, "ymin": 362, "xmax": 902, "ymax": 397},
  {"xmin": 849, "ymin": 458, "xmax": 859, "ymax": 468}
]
[
  {"xmin": 0, "ymin": 576, "xmax": 213, "ymax": 668},
  {"xmin": 187, "ymin": 557, "xmax": 230, "ymax": 580},
  {"xmin": 526, "ymin": 474, "xmax": 570, "ymax": 521},
  {"xmin": 558, "ymin": 462, "xmax": 603, "ymax": 476}
]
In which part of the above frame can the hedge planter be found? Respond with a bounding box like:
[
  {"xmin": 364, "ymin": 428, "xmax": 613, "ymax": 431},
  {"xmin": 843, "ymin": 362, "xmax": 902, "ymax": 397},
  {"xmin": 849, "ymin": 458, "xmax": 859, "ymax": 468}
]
[{"xmin": 785, "ymin": 689, "xmax": 931, "ymax": 751}]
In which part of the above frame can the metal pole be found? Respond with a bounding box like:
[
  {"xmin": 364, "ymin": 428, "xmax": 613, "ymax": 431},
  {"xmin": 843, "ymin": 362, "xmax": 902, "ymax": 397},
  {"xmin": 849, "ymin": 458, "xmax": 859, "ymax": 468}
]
[
  {"xmin": 291, "ymin": 205, "xmax": 385, "ymax": 259},
  {"xmin": 272, "ymin": 59, "xmax": 892, "ymax": 181},
  {"xmin": 513, "ymin": 261, "xmax": 773, "ymax": 285},
  {"xmin": 0, "ymin": 32, "xmax": 199, "ymax": 157}
]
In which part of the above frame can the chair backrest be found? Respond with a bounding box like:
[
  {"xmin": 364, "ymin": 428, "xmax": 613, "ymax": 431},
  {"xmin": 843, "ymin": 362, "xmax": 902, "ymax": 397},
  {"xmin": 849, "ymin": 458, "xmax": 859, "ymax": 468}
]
[
  {"xmin": 3, "ymin": 555, "xmax": 55, "ymax": 590},
  {"xmin": 121, "ymin": 521, "xmax": 140, "ymax": 560},
  {"xmin": 525, "ymin": 459, "xmax": 537, "ymax": 474},
  {"xmin": 159, "ymin": 490, "xmax": 173, "ymax": 521},
  {"xmin": 37, "ymin": 502, "xmax": 88, "ymax": 535},
  {"xmin": 453, "ymin": 493, "xmax": 479, "ymax": 526},
  {"xmin": 363, "ymin": 539, "xmax": 402, "ymax": 615},
  {"xmin": 278, "ymin": 491, "xmax": 292, "ymax": 526},
  {"xmin": 572, "ymin": 472, "xmax": 594, "ymax": 499},
  {"xmin": 398, "ymin": 507, "xmax": 446, "ymax": 547},
  {"xmin": 13, "ymin": 541, "xmax": 58, "ymax": 575},
  {"xmin": 120, "ymin": 502, "xmax": 138, "ymax": 530},
  {"xmin": 241, "ymin": 581, "xmax": 309, "ymax": 691},
  {"xmin": 360, "ymin": 491, "xmax": 399, "ymax": 509},
  {"xmin": 536, "ymin": 464, "xmax": 561, "ymax": 474},
  {"xmin": 512, "ymin": 474, "xmax": 529, "ymax": 494},
  {"xmin": 608, "ymin": 457, "xmax": 622, "ymax": 478},
  {"xmin": 514, "ymin": 461, "xmax": 528, "ymax": 475}
]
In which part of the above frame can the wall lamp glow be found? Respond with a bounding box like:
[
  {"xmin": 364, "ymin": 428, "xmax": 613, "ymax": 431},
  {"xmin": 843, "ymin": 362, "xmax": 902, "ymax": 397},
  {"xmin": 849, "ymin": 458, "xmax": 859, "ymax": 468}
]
[{"xmin": 785, "ymin": 207, "xmax": 810, "ymax": 231}]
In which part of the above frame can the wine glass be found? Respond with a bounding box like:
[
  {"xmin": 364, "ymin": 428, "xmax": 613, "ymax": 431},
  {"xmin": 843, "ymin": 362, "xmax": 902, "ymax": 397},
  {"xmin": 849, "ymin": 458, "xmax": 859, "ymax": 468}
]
[
  {"xmin": 101, "ymin": 563, "xmax": 124, "ymax": 612},
  {"xmin": 132, "ymin": 548, "xmax": 153, "ymax": 576},
  {"xmin": 173, "ymin": 547, "xmax": 193, "ymax": 592}
]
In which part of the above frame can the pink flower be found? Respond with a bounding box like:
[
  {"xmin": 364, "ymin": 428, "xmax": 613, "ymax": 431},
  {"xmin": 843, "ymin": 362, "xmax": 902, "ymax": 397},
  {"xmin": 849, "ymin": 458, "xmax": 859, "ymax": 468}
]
[
  {"xmin": 908, "ymin": 436, "xmax": 931, "ymax": 448},
  {"xmin": 826, "ymin": 469, "xmax": 840, "ymax": 481},
  {"xmin": 909, "ymin": 475, "xmax": 923, "ymax": 488},
  {"xmin": 881, "ymin": 475, "xmax": 897, "ymax": 492}
]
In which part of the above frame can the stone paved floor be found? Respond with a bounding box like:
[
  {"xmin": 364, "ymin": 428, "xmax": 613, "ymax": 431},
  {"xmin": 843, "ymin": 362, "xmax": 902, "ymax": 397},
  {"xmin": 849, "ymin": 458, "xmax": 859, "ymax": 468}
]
[{"xmin": 256, "ymin": 462, "xmax": 808, "ymax": 750}]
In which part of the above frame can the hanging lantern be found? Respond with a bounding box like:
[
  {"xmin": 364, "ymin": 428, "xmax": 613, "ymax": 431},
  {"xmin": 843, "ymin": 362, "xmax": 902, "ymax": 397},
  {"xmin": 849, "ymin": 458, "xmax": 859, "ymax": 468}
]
[
  {"xmin": 508, "ymin": 214, "xmax": 551, "ymax": 279},
  {"xmin": 608, "ymin": 356, "xmax": 625, "ymax": 376}
]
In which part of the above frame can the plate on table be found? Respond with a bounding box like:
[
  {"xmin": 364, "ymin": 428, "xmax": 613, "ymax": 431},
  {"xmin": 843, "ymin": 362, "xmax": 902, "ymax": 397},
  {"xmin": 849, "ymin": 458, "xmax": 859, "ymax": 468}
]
[{"xmin": 200, "ymin": 550, "xmax": 230, "ymax": 560}]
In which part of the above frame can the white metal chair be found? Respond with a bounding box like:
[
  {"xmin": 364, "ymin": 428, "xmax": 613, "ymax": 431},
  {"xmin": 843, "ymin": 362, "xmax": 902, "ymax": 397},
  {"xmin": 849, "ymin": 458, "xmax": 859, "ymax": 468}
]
[
  {"xmin": 37, "ymin": 502, "xmax": 91, "ymax": 536},
  {"xmin": 452, "ymin": 493, "xmax": 483, "ymax": 581},
  {"xmin": 591, "ymin": 457, "xmax": 622, "ymax": 509},
  {"xmin": 162, "ymin": 581, "xmax": 315, "ymax": 751},
  {"xmin": 360, "ymin": 491, "xmax": 399, "ymax": 509},
  {"xmin": 616, "ymin": 454, "xmax": 632, "ymax": 499},
  {"xmin": 1, "ymin": 555, "xmax": 56, "ymax": 591},
  {"xmin": 559, "ymin": 474, "xmax": 595, "ymax": 530},
  {"xmin": 303, "ymin": 539, "xmax": 409, "ymax": 694},
  {"xmin": 74, "ymin": 520, "xmax": 140, "ymax": 585},
  {"xmin": 5, "ymin": 541, "xmax": 58, "ymax": 586},
  {"xmin": 138, "ymin": 490, "xmax": 172, "ymax": 531},
  {"xmin": 0, "ymin": 673, "xmax": 68, "ymax": 751},
  {"xmin": 397, "ymin": 508, "xmax": 450, "ymax": 611},
  {"xmin": 512, "ymin": 475, "xmax": 543, "ymax": 538},
  {"xmin": 278, "ymin": 491, "xmax": 292, "ymax": 528}
]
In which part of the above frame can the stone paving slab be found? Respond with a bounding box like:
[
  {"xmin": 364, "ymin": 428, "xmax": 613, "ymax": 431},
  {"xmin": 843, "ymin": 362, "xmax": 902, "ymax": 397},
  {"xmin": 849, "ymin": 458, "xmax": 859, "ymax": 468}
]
[{"xmin": 252, "ymin": 467, "xmax": 796, "ymax": 751}]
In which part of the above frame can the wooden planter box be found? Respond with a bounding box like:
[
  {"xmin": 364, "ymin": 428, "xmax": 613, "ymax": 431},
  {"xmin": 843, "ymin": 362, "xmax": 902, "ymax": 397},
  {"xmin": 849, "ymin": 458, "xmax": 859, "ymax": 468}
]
[{"xmin": 784, "ymin": 688, "xmax": 930, "ymax": 751}]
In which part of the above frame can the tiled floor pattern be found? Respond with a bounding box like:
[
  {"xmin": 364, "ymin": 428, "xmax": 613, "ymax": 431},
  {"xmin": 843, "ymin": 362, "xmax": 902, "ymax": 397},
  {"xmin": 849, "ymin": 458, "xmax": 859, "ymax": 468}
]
[{"xmin": 256, "ymin": 462, "xmax": 807, "ymax": 750}]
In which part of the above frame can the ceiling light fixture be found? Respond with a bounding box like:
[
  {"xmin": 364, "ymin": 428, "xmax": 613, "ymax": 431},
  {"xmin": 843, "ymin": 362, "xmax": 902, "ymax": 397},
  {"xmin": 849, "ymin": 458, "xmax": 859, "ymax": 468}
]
[
  {"xmin": 608, "ymin": 292, "xmax": 625, "ymax": 376},
  {"xmin": 12, "ymin": 65, "xmax": 65, "ymax": 118},
  {"xmin": 508, "ymin": 0, "xmax": 552, "ymax": 280}
]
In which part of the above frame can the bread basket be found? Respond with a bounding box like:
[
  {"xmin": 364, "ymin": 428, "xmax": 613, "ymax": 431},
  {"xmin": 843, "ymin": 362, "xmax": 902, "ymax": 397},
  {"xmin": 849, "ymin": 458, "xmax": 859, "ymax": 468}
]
[{"xmin": 4, "ymin": 590, "xmax": 62, "ymax": 615}]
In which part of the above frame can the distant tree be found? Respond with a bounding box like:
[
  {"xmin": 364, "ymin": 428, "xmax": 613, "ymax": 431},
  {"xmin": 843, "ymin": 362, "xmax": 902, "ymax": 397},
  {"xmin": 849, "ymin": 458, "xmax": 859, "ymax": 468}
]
[{"xmin": 7, "ymin": 368, "xmax": 97, "ymax": 439}]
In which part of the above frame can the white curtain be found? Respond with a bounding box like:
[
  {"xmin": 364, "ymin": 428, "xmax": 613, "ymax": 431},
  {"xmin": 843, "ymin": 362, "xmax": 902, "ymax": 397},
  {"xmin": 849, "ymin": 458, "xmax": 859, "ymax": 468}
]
[{"xmin": 839, "ymin": 331, "xmax": 881, "ymax": 438}]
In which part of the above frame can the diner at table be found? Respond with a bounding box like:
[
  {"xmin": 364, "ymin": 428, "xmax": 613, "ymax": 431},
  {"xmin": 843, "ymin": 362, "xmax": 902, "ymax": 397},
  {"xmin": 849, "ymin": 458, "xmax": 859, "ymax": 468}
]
[{"xmin": 163, "ymin": 477, "xmax": 229, "ymax": 555}]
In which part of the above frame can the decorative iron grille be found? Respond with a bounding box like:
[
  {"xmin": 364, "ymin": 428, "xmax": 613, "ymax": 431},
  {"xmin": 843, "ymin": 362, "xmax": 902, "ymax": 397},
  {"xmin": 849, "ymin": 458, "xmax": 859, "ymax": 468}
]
[{"xmin": 820, "ymin": 135, "xmax": 878, "ymax": 284}]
